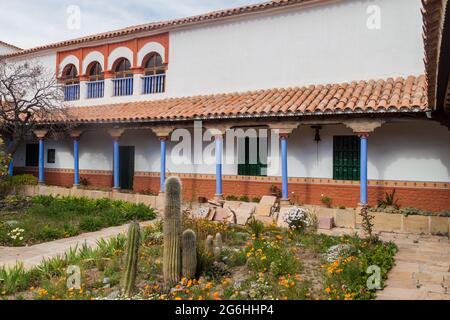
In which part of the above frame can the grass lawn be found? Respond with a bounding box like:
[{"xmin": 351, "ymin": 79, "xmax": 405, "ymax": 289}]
[
  {"xmin": 0, "ymin": 215, "xmax": 397, "ymax": 300},
  {"xmin": 0, "ymin": 195, "xmax": 156, "ymax": 246}
]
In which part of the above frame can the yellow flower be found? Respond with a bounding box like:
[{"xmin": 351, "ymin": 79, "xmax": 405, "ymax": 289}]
[
  {"xmin": 197, "ymin": 295, "xmax": 204, "ymax": 300},
  {"xmin": 205, "ymin": 282, "xmax": 213, "ymax": 289},
  {"xmin": 187, "ymin": 280, "xmax": 193, "ymax": 287},
  {"xmin": 175, "ymin": 297, "xmax": 182, "ymax": 300},
  {"xmin": 247, "ymin": 252, "xmax": 252, "ymax": 257}
]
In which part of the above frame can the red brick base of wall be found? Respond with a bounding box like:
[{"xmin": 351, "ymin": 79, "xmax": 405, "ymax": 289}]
[{"xmin": 14, "ymin": 168, "xmax": 450, "ymax": 212}]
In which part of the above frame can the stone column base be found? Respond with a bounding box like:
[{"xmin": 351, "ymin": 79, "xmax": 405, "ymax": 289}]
[
  {"xmin": 214, "ymin": 194, "xmax": 224, "ymax": 203},
  {"xmin": 279, "ymin": 198, "xmax": 291, "ymax": 207}
]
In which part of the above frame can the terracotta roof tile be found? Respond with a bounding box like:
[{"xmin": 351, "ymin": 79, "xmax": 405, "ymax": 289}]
[
  {"xmin": 48, "ymin": 75, "xmax": 428, "ymax": 124},
  {"xmin": 422, "ymin": 0, "xmax": 448, "ymax": 109},
  {"xmin": 0, "ymin": 40, "xmax": 22, "ymax": 51}
]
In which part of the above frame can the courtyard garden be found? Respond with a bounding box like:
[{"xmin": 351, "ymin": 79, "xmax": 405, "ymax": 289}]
[
  {"xmin": 0, "ymin": 195, "xmax": 156, "ymax": 246},
  {"xmin": 0, "ymin": 177, "xmax": 398, "ymax": 301}
]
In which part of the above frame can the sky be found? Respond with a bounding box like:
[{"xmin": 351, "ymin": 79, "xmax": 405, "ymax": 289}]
[{"xmin": 0, "ymin": 0, "xmax": 265, "ymax": 49}]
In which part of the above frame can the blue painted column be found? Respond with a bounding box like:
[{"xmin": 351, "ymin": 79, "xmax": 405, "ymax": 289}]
[
  {"xmin": 280, "ymin": 134, "xmax": 289, "ymax": 200},
  {"xmin": 8, "ymin": 159, "xmax": 13, "ymax": 176},
  {"xmin": 160, "ymin": 137, "xmax": 167, "ymax": 193},
  {"xmin": 359, "ymin": 133, "xmax": 369, "ymax": 205},
  {"xmin": 7, "ymin": 140, "xmax": 13, "ymax": 176},
  {"xmin": 38, "ymin": 138, "xmax": 45, "ymax": 184},
  {"xmin": 113, "ymin": 138, "xmax": 120, "ymax": 189},
  {"xmin": 215, "ymin": 134, "xmax": 223, "ymax": 198},
  {"xmin": 73, "ymin": 138, "xmax": 80, "ymax": 186}
]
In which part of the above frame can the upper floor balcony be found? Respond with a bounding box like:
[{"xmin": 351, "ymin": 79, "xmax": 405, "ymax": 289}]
[
  {"xmin": 64, "ymin": 83, "xmax": 80, "ymax": 101},
  {"xmin": 60, "ymin": 51, "xmax": 167, "ymax": 103}
]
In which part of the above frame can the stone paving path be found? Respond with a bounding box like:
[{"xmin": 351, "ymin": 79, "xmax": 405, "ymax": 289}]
[
  {"xmin": 320, "ymin": 228, "xmax": 450, "ymax": 300},
  {"xmin": 0, "ymin": 221, "xmax": 154, "ymax": 270}
]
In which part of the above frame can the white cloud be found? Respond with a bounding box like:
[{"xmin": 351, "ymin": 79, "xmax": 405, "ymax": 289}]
[{"xmin": 0, "ymin": 0, "xmax": 265, "ymax": 49}]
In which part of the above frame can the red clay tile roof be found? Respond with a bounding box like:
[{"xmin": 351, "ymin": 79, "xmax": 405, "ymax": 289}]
[
  {"xmin": 1, "ymin": 0, "xmax": 326, "ymax": 58},
  {"xmin": 0, "ymin": 40, "xmax": 21, "ymax": 51},
  {"xmin": 52, "ymin": 75, "xmax": 428, "ymax": 124},
  {"xmin": 422, "ymin": 0, "xmax": 449, "ymax": 110}
]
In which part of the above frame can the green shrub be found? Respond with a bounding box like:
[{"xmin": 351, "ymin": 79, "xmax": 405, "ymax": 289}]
[
  {"xmin": 225, "ymin": 195, "xmax": 238, "ymax": 201},
  {"xmin": 79, "ymin": 216, "xmax": 104, "ymax": 232},
  {"xmin": 239, "ymin": 195, "xmax": 250, "ymax": 202},
  {"xmin": 9, "ymin": 174, "xmax": 38, "ymax": 186},
  {"xmin": 320, "ymin": 196, "xmax": 333, "ymax": 208},
  {"xmin": 252, "ymin": 197, "xmax": 261, "ymax": 203},
  {"xmin": 36, "ymin": 226, "xmax": 65, "ymax": 241},
  {"xmin": 102, "ymin": 208, "xmax": 124, "ymax": 226},
  {"xmin": 247, "ymin": 216, "xmax": 264, "ymax": 239},
  {"xmin": 0, "ymin": 263, "xmax": 31, "ymax": 294}
]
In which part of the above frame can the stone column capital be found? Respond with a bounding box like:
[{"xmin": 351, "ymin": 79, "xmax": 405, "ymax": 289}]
[
  {"xmin": 69, "ymin": 129, "xmax": 84, "ymax": 139},
  {"xmin": 204, "ymin": 124, "xmax": 230, "ymax": 136},
  {"xmin": 344, "ymin": 119, "xmax": 385, "ymax": 133},
  {"xmin": 108, "ymin": 128, "xmax": 126, "ymax": 139},
  {"xmin": 151, "ymin": 126, "xmax": 176, "ymax": 138},
  {"xmin": 33, "ymin": 129, "xmax": 48, "ymax": 139},
  {"xmin": 268, "ymin": 122, "xmax": 299, "ymax": 136}
]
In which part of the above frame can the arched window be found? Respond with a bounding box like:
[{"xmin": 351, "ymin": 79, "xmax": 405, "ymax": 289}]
[
  {"xmin": 114, "ymin": 58, "xmax": 132, "ymax": 78},
  {"xmin": 87, "ymin": 61, "xmax": 103, "ymax": 81},
  {"xmin": 62, "ymin": 64, "xmax": 79, "ymax": 84},
  {"xmin": 143, "ymin": 52, "xmax": 166, "ymax": 75}
]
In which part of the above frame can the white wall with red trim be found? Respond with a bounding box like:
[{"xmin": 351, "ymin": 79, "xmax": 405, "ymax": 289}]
[{"xmin": 12, "ymin": 120, "xmax": 450, "ymax": 183}]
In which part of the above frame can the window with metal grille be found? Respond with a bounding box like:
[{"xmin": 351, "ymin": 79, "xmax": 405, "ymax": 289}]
[
  {"xmin": 237, "ymin": 136, "xmax": 267, "ymax": 177},
  {"xmin": 333, "ymin": 136, "xmax": 360, "ymax": 181}
]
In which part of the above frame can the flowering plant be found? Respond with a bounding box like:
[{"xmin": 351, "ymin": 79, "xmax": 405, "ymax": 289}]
[
  {"xmin": 282, "ymin": 208, "xmax": 310, "ymax": 230},
  {"xmin": 7, "ymin": 227, "xmax": 25, "ymax": 246}
]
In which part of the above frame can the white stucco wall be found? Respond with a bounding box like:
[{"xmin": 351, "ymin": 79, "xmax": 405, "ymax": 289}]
[
  {"xmin": 13, "ymin": 120, "xmax": 450, "ymax": 183},
  {"xmin": 168, "ymin": 0, "xmax": 424, "ymax": 97},
  {"xmin": 285, "ymin": 121, "xmax": 450, "ymax": 182}
]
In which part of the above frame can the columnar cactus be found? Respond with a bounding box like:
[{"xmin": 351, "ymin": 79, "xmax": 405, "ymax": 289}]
[
  {"xmin": 205, "ymin": 235, "xmax": 214, "ymax": 256},
  {"xmin": 181, "ymin": 229, "xmax": 197, "ymax": 279},
  {"xmin": 214, "ymin": 233, "xmax": 223, "ymax": 250},
  {"xmin": 122, "ymin": 220, "xmax": 141, "ymax": 297},
  {"xmin": 163, "ymin": 176, "xmax": 182, "ymax": 285}
]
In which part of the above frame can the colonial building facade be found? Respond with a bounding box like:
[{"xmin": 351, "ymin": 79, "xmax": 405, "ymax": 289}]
[{"xmin": 1, "ymin": 0, "xmax": 449, "ymax": 212}]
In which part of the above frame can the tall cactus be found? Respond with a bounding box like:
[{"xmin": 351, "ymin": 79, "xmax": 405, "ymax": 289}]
[
  {"xmin": 163, "ymin": 176, "xmax": 182, "ymax": 285},
  {"xmin": 205, "ymin": 235, "xmax": 214, "ymax": 256},
  {"xmin": 215, "ymin": 233, "xmax": 223, "ymax": 250},
  {"xmin": 122, "ymin": 220, "xmax": 141, "ymax": 297},
  {"xmin": 181, "ymin": 229, "xmax": 197, "ymax": 279}
]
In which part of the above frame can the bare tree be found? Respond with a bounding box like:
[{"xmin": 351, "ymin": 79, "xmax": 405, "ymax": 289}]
[{"xmin": 0, "ymin": 60, "xmax": 66, "ymax": 157}]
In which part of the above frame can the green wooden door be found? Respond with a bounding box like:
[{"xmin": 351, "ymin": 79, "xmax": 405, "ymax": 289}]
[
  {"xmin": 238, "ymin": 137, "xmax": 267, "ymax": 177},
  {"xmin": 333, "ymin": 136, "xmax": 360, "ymax": 181}
]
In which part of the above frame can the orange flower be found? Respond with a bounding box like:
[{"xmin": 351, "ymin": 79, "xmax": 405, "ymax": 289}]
[
  {"xmin": 205, "ymin": 282, "xmax": 213, "ymax": 289},
  {"xmin": 325, "ymin": 287, "xmax": 331, "ymax": 294}
]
